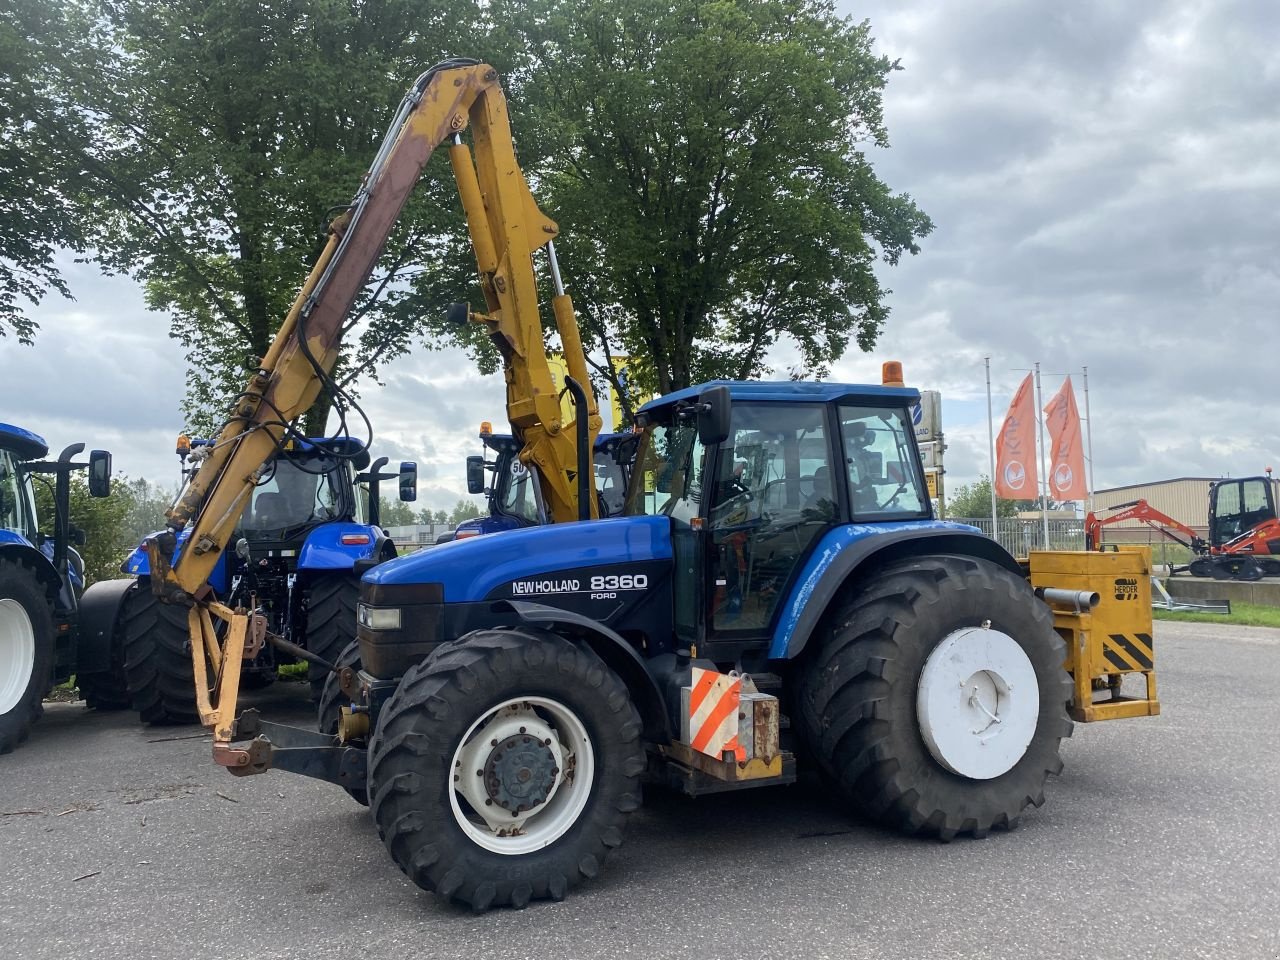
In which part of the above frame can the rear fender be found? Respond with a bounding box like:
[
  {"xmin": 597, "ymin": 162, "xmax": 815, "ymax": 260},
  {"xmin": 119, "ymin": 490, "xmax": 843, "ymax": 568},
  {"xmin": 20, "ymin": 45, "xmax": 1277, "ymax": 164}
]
[
  {"xmin": 770, "ymin": 522, "xmax": 1023, "ymax": 661},
  {"xmin": 298, "ymin": 522, "xmax": 387, "ymax": 571},
  {"xmin": 122, "ymin": 529, "xmax": 231, "ymax": 595},
  {"xmin": 502, "ymin": 599, "xmax": 670, "ymax": 743},
  {"xmin": 76, "ymin": 578, "xmax": 138, "ymax": 675}
]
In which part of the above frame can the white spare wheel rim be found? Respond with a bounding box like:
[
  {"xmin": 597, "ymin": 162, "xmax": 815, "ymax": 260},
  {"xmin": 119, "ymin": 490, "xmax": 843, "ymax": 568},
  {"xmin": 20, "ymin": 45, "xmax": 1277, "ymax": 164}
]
[
  {"xmin": 916, "ymin": 625, "xmax": 1040, "ymax": 780},
  {"xmin": 0, "ymin": 598, "xmax": 36, "ymax": 714}
]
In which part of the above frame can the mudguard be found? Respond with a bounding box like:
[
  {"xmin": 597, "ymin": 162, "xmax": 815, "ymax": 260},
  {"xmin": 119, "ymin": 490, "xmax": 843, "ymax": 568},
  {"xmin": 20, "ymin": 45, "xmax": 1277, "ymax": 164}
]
[
  {"xmin": 502, "ymin": 599, "xmax": 670, "ymax": 741},
  {"xmin": 124, "ymin": 528, "xmax": 232, "ymax": 595},
  {"xmin": 297, "ymin": 522, "xmax": 386, "ymax": 571},
  {"xmin": 76, "ymin": 578, "xmax": 137, "ymax": 675},
  {"xmin": 769, "ymin": 520, "xmax": 1024, "ymax": 660}
]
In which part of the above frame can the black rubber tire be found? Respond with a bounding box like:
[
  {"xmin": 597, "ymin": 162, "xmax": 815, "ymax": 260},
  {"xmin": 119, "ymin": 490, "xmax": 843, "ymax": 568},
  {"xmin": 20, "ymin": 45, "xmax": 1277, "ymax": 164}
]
[
  {"xmin": 0, "ymin": 558, "xmax": 54, "ymax": 754},
  {"xmin": 302, "ymin": 574, "xmax": 359, "ymax": 701},
  {"xmin": 368, "ymin": 628, "xmax": 645, "ymax": 911},
  {"xmin": 77, "ymin": 627, "xmax": 131, "ymax": 711},
  {"xmin": 796, "ymin": 554, "xmax": 1073, "ymax": 840},
  {"xmin": 317, "ymin": 638, "xmax": 369, "ymax": 805},
  {"xmin": 1188, "ymin": 558, "xmax": 1214, "ymax": 579},
  {"xmin": 121, "ymin": 580, "xmax": 200, "ymax": 725}
]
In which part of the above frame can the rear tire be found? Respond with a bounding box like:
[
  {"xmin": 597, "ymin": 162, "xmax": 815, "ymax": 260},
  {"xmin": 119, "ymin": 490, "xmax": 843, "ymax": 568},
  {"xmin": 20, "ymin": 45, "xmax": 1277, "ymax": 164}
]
[
  {"xmin": 317, "ymin": 639, "xmax": 368, "ymax": 805},
  {"xmin": 302, "ymin": 574, "xmax": 359, "ymax": 700},
  {"xmin": 121, "ymin": 580, "xmax": 199, "ymax": 725},
  {"xmin": 0, "ymin": 559, "xmax": 54, "ymax": 754},
  {"xmin": 796, "ymin": 554, "xmax": 1072, "ymax": 840},
  {"xmin": 368, "ymin": 628, "xmax": 645, "ymax": 910}
]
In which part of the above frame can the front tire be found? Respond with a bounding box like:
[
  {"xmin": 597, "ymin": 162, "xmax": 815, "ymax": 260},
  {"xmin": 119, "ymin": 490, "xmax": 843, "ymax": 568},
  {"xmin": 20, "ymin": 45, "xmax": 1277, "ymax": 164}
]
[
  {"xmin": 302, "ymin": 574, "xmax": 359, "ymax": 700},
  {"xmin": 121, "ymin": 580, "xmax": 199, "ymax": 725},
  {"xmin": 797, "ymin": 554, "xmax": 1073, "ymax": 840},
  {"xmin": 368, "ymin": 628, "xmax": 645, "ymax": 910},
  {"xmin": 0, "ymin": 559, "xmax": 54, "ymax": 754}
]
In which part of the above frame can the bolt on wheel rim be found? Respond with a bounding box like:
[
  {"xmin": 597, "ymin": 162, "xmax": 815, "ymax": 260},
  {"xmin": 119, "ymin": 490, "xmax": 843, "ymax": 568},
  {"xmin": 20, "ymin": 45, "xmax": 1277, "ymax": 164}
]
[
  {"xmin": 450, "ymin": 696, "xmax": 594, "ymax": 855},
  {"xmin": 0, "ymin": 598, "xmax": 36, "ymax": 715},
  {"xmin": 916, "ymin": 625, "xmax": 1040, "ymax": 780}
]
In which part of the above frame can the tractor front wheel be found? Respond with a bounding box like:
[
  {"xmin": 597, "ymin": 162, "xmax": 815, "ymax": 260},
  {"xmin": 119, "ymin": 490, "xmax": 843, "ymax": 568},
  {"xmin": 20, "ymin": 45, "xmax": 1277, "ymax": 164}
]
[
  {"xmin": 0, "ymin": 559, "xmax": 54, "ymax": 754},
  {"xmin": 302, "ymin": 574, "xmax": 359, "ymax": 700},
  {"xmin": 368, "ymin": 628, "xmax": 645, "ymax": 910},
  {"xmin": 797, "ymin": 554, "xmax": 1073, "ymax": 840}
]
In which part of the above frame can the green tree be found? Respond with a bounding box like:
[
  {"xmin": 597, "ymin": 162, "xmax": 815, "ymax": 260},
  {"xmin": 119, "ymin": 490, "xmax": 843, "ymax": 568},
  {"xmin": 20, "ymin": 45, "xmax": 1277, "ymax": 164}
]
[
  {"xmin": 0, "ymin": 0, "xmax": 96, "ymax": 341},
  {"xmin": 478, "ymin": 0, "xmax": 932, "ymax": 411},
  {"xmin": 31, "ymin": 472, "xmax": 134, "ymax": 585},
  {"xmin": 27, "ymin": 0, "xmax": 488, "ymax": 430},
  {"xmin": 946, "ymin": 476, "xmax": 1021, "ymax": 520},
  {"xmin": 378, "ymin": 497, "xmax": 417, "ymax": 527},
  {"xmin": 448, "ymin": 499, "xmax": 482, "ymax": 526}
]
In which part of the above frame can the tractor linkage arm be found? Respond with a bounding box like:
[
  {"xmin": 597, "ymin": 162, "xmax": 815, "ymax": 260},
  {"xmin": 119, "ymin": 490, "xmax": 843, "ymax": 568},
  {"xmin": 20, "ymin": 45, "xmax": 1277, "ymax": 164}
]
[{"xmin": 141, "ymin": 60, "xmax": 601, "ymax": 771}]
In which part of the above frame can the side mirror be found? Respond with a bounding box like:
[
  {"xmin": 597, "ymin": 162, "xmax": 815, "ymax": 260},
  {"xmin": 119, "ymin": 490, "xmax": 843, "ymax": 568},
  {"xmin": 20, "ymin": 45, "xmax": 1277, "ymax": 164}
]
[
  {"xmin": 398, "ymin": 461, "xmax": 417, "ymax": 502},
  {"xmin": 466, "ymin": 455, "xmax": 485, "ymax": 495},
  {"xmin": 88, "ymin": 450, "xmax": 112, "ymax": 498},
  {"xmin": 697, "ymin": 386, "xmax": 732, "ymax": 446}
]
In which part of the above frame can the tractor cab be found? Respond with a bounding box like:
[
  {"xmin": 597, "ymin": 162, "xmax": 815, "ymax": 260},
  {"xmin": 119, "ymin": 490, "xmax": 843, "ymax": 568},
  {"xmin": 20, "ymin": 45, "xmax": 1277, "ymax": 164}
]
[
  {"xmin": 0, "ymin": 425, "xmax": 44, "ymax": 545},
  {"xmin": 626, "ymin": 380, "xmax": 932, "ymax": 652},
  {"xmin": 453, "ymin": 424, "xmax": 635, "ymax": 540},
  {"xmin": 1208, "ymin": 475, "xmax": 1278, "ymax": 548}
]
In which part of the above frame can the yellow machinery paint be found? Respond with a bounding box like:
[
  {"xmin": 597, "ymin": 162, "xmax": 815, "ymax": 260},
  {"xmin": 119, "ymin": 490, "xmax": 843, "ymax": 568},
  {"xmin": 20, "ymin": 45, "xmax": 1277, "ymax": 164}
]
[{"xmin": 1029, "ymin": 547, "xmax": 1160, "ymax": 722}]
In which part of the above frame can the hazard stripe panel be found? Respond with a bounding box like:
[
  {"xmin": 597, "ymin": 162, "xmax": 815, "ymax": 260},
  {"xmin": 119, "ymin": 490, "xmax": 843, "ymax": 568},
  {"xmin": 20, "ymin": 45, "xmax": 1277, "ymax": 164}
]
[
  {"xmin": 1105, "ymin": 634, "xmax": 1154, "ymax": 671},
  {"xmin": 688, "ymin": 667, "xmax": 745, "ymax": 761}
]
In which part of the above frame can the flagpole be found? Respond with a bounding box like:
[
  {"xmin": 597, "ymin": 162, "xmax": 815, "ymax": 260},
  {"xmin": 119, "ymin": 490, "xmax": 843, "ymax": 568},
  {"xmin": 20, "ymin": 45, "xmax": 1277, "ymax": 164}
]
[
  {"xmin": 1034, "ymin": 362, "xmax": 1049, "ymax": 547},
  {"xmin": 985, "ymin": 357, "xmax": 998, "ymax": 536},
  {"xmin": 1082, "ymin": 365, "xmax": 1095, "ymax": 512}
]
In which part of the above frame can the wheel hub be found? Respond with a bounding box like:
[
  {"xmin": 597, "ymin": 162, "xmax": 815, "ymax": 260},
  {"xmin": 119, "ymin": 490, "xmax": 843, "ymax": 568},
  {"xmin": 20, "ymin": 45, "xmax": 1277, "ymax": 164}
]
[
  {"xmin": 916, "ymin": 625, "xmax": 1040, "ymax": 780},
  {"xmin": 483, "ymin": 733, "xmax": 558, "ymax": 813}
]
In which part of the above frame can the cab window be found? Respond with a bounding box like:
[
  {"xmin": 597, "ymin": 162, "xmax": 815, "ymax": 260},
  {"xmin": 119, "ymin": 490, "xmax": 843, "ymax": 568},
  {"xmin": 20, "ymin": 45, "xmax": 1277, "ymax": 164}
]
[{"xmin": 837, "ymin": 404, "xmax": 929, "ymax": 518}]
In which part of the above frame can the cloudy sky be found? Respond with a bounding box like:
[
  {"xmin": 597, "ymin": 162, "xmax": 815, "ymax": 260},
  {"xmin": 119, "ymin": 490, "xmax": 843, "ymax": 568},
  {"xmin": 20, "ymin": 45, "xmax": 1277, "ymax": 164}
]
[{"xmin": 2, "ymin": 0, "xmax": 1277, "ymax": 511}]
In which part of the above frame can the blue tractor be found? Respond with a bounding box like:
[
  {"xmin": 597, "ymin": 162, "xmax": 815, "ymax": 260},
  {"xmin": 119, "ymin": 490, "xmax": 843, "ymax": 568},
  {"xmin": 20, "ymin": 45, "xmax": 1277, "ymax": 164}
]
[
  {"xmin": 288, "ymin": 375, "xmax": 1075, "ymax": 909},
  {"xmin": 446, "ymin": 426, "xmax": 634, "ymax": 542},
  {"xmin": 110, "ymin": 436, "xmax": 417, "ymax": 724},
  {"xmin": 0, "ymin": 423, "xmax": 119, "ymax": 753}
]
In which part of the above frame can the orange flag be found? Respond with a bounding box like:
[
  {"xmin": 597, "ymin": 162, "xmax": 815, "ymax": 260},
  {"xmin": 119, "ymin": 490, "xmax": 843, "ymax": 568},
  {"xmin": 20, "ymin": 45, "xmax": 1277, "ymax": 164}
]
[
  {"xmin": 995, "ymin": 373, "xmax": 1038, "ymax": 499},
  {"xmin": 1043, "ymin": 377, "xmax": 1087, "ymax": 501}
]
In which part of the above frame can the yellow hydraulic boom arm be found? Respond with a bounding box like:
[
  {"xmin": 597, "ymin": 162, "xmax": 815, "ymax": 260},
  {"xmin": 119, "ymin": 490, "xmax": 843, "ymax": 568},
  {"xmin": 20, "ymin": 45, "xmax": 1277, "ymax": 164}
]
[{"xmin": 143, "ymin": 60, "xmax": 600, "ymax": 758}]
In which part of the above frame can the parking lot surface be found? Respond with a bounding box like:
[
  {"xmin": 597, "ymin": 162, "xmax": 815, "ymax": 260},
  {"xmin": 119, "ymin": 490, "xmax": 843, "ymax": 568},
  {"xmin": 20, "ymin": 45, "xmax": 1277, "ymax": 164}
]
[{"xmin": 2, "ymin": 620, "xmax": 1277, "ymax": 960}]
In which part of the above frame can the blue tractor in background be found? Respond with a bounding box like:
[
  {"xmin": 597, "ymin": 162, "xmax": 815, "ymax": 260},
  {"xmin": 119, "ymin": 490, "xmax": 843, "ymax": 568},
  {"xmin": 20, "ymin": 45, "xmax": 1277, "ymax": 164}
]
[
  {"xmin": 0, "ymin": 423, "xmax": 119, "ymax": 753},
  {"xmin": 109, "ymin": 435, "xmax": 417, "ymax": 724},
  {"xmin": 445, "ymin": 425, "xmax": 634, "ymax": 542}
]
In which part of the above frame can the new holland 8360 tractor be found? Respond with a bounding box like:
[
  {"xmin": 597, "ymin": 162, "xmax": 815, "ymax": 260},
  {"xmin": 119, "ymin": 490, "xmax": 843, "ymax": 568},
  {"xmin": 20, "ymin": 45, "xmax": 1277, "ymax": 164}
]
[{"xmin": 131, "ymin": 61, "xmax": 1158, "ymax": 911}]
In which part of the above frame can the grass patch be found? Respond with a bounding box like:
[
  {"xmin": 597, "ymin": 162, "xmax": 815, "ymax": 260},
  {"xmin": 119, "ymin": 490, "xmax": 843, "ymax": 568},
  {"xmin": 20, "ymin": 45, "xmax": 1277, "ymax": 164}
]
[
  {"xmin": 1152, "ymin": 601, "xmax": 1280, "ymax": 628},
  {"xmin": 276, "ymin": 662, "xmax": 309, "ymax": 681}
]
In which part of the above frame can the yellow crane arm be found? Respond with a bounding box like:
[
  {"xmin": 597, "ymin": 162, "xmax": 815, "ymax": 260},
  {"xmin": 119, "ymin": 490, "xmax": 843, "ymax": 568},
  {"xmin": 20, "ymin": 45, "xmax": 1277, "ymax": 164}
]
[{"xmin": 140, "ymin": 61, "xmax": 600, "ymax": 752}]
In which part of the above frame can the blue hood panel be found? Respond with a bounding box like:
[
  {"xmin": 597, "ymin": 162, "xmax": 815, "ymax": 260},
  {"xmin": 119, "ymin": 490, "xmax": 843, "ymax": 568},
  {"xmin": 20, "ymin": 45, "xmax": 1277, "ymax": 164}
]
[{"xmin": 365, "ymin": 515, "xmax": 673, "ymax": 602}]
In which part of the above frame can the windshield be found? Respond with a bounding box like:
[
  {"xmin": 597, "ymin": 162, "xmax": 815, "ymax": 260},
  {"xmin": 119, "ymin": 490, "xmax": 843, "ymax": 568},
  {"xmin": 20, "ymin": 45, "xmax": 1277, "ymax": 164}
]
[
  {"xmin": 241, "ymin": 453, "xmax": 345, "ymax": 539},
  {"xmin": 594, "ymin": 449, "xmax": 628, "ymax": 516},
  {"xmin": 623, "ymin": 420, "xmax": 706, "ymax": 521},
  {"xmin": 0, "ymin": 450, "xmax": 37, "ymax": 538}
]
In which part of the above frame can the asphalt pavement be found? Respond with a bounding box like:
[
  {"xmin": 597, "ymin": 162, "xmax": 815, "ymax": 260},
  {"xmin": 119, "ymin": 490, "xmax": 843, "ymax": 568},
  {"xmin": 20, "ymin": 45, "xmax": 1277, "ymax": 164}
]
[{"xmin": 2, "ymin": 620, "xmax": 1277, "ymax": 960}]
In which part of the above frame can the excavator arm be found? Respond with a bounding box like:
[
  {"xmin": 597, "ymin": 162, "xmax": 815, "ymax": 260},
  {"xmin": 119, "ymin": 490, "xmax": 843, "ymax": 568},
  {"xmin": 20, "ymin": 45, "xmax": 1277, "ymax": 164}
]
[
  {"xmin": 142, "ymin": 61, "xmax": 600, "ymax": 759},
  {"xmin": 1085, "ymin": 499, "xmax": 1206, "ymax": 554}
]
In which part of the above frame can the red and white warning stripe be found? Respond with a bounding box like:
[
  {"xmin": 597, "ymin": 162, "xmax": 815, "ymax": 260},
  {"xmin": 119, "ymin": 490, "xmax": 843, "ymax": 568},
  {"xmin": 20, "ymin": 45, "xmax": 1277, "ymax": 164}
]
[{"xmin": 688, "ymin": 667, "xmax": 746, "ymax": 762}]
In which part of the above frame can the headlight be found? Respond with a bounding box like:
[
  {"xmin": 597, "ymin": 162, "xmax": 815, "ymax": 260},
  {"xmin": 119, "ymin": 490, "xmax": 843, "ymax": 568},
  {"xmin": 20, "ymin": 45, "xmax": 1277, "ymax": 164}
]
[{"xmin": 357, "ymin": 603, "xmax": 401, "ymax": 631}]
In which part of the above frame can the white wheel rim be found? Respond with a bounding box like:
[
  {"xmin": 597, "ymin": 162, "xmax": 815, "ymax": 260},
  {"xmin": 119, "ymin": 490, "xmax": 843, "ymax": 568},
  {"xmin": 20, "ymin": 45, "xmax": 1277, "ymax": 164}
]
[
  {"xmin": 916, "ymin": 625, "xmax": 1040, "ymax": 780},
  {"xmin": 449, "ymin": 696, "xmax": 595, "ymax": 855},
  {"xmin": 0, "ymin": 598, "xmax": 37, "ymax": 714}
]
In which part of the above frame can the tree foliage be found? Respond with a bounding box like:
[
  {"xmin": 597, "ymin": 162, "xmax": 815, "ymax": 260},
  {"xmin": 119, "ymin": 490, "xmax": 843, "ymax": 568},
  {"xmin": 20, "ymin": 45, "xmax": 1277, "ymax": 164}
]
[
  {"xmin": 31, "ymin": 473, "xmax": 173, "ymax": 585},
  {"xmin": 0, "ymin": 0, "xmax": 96, "ymax": 341},
  {"xmin": 946, "ymin": 476, "xmax": 1021, "ymax": 520},
  {"xmin": 481, "ymin": 0, "xmax": 932, "ymax": 409}
]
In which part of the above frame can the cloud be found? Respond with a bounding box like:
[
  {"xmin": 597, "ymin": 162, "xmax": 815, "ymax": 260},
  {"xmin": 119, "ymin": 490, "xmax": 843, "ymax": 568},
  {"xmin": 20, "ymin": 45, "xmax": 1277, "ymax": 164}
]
[{"xmin": 829, "ymin": 0, "xmax": 1280, "ymax": 491}]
